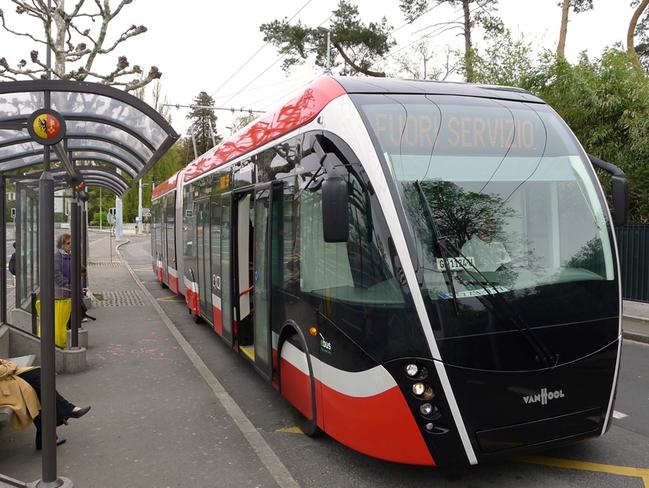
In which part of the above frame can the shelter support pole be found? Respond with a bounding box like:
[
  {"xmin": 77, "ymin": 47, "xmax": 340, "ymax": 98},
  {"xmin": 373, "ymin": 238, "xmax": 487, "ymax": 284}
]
[
  {"xmin": 0, "ymin": 176, "xmax": 6, "ymax": 324},
  {"xmin": 37, "ymin": 170, "xmax": 61, "ymax": 487},
  {"xmin": 81, "ymin": 201, "xmax": 88, "ymax": 269},
  {"xmin": 70, "ymin": 197, "xmax": 80, "ymax": 349}
]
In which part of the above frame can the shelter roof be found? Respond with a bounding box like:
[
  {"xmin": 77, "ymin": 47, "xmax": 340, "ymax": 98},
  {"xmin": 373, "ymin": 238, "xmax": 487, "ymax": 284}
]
[{"xmin": 0, "ymin": 80, "xmax": 178, "ymax": 195}]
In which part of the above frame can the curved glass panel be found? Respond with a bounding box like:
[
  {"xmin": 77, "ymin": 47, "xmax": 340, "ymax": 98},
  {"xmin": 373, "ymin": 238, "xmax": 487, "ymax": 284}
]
[
  {"xmin": 67, "ymin": 139, "xmax": 143, "ymax": 171},
  {"xmin": 70, "ymin": 151, "xmax": 137, "ymax": 177},
  {"xmin": 0, "ymin": 140, "xmax": 41, "ymax": 160},
  {"xmin": 52, "ymin": 91, "xmax": 166, "ymax": 146},
  {"xmin": 0, "ymin": 92, "xmax": 44, "ymax": 119},
  {"xmin": 65, "ymin": 120, "xmax": 154, "ymax": 160}
]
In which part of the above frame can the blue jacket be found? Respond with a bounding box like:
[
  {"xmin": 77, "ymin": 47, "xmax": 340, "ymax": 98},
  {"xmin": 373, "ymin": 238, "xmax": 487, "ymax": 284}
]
[{"xmin": 54, "ymin": 250, "xmax": 71, "ymax": 299}]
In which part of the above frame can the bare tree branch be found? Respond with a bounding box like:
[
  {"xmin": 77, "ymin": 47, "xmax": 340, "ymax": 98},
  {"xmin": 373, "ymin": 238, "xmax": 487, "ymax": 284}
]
[{"xmin": 1, "ymin": 0, "xmax": 160, "ymax": 90}]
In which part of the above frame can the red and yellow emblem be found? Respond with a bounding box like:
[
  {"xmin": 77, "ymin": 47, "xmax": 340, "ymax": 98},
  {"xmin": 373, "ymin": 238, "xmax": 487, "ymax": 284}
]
[{"xmin": 32, "ymin": 113, "xmax": 61, "ymax": 140}]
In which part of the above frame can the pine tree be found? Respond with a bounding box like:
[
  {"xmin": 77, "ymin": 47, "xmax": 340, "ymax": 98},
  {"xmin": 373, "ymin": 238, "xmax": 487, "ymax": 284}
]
[{"xmin": 186, "ymin": 92, "xmax": 222, "ymax": 157}]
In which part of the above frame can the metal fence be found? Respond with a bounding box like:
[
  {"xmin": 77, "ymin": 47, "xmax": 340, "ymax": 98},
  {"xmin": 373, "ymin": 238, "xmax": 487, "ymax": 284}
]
[{"xmin": 616, "ymin": 225, "xmax": 649, "ymax": 302}]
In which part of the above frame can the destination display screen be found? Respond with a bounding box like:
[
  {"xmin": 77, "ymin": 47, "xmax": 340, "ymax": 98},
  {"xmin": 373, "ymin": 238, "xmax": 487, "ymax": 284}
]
[{"xmin": 357, "ymin": 95, "xmax": 547, "ymax": 158}]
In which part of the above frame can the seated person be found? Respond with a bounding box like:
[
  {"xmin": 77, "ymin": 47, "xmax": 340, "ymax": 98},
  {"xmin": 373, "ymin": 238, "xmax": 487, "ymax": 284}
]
[
  {"xmin": 461, "ymin": 215, "xmax": 511, "ymax": 272},
  {"xmin": 0, "ymin": 358, "xmax": 91, "ymax": 449}
]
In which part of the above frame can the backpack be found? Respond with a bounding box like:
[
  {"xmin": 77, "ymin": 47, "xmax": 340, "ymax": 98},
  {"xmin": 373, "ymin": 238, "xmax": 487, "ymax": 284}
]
[{"xmin": 8, "ymin": 252, "xmax": 16, "ymax": 276}]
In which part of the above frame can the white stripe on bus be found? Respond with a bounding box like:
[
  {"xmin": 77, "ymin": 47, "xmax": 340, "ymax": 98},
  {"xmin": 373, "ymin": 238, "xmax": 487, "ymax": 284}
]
[{"xmin": 280, "ymin": 340, "xmax": 396, "ymax": 398}]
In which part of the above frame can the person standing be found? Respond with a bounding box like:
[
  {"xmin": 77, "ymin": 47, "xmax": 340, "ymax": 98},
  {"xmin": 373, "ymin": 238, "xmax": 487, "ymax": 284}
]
[{"xmin": 52, "ymin": 233, "xmax": 72, "ymax": 347}]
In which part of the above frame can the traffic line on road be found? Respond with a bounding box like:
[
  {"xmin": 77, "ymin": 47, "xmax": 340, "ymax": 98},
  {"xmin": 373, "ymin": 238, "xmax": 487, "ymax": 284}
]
[
  {"xmin": 521, "ymin": 456, "xmax": 649, "ymax": 487},
  {"xmin": 275, "ymin": 426, "xmax": 304, "ymax": 434},
  {"xmin": 118, "ymin": 243, "xmax": 301, "ymax": 488},
  {"xmin": 157, "ymin": 295, "xmax": 184, "ymax": 302},
  {"xmin": 613, "ymin": 410, "xmax": 628, "ymax": 419}
]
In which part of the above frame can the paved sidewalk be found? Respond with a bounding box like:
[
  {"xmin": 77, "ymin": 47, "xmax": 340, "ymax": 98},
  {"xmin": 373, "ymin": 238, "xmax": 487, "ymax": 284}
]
[
  {"xmin": 0, "ymin": 234, "xmax": 281, "ymax": 487},
  {"xmin": 623, "ymin": 300, "xmax": 649, "ymax": 344}
]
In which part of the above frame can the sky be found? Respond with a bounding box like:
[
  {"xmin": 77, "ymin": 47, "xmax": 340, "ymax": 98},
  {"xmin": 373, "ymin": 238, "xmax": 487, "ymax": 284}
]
[{"xmin": 0, "ymin": 0, "xmax": 638, "ymax": 139}]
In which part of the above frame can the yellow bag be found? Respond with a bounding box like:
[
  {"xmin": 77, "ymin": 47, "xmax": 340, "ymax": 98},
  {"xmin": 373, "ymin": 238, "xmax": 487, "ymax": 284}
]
[{"xmin": 35, "ymin": 299, "xmax": 71, "ymax": 348}]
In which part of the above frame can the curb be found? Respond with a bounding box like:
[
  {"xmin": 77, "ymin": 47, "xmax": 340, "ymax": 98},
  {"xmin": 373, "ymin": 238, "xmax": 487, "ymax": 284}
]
[
  {"xmin": 622, "ymin": 313, "xmax": 649, "ymax": 344},
  {"xmin": 622, "ymin": 330, "xmax": 649, "ymax": 345}
]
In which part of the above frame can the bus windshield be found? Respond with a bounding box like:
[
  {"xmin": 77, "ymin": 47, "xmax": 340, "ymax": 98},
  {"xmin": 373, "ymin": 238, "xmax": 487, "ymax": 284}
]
[{"xmin": 354, "ymin": 93, "xmax": 616, "ymax": 343}]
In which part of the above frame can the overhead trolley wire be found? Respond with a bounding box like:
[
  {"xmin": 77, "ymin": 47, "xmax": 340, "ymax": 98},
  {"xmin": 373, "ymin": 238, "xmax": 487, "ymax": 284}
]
[
  {"xmin": 220, "ymin": 11, "xmax": 335, "ymax": 109},
  {"xmin": 210, "ymin": 0, "xmax": 315, "ymax": 99}
]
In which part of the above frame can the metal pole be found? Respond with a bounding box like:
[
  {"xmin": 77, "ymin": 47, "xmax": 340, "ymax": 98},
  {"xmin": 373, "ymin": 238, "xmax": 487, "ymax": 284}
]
[
  {"xmin": 0, "ymin": 176, "xmax": 6, "ymax": 324},
  {"xmin": 138, "ymin": 179, "xmax": 143, "ymax": 234},
  {"xmin": 208, "ymin": 118, "xmax": 217, "ymax": 147},
  {"xmin": 37, "ymin": 171, "xmax": 60, "ymax": 486},
  {"xmin": 191, "ymin": 132, "xmax": 198, "ymax": 159},
  {"xmin": 115, "ymin": 195, "xmax": 123, "ymax": 241},
  {"xmin": 70, "ymin": 196, "xmax": 80, "ymax": 349},
  {"xmin": 81, "ymin": 201, "xmax": 88, "ymax": 269},
  {"xmin": 326, "ymin": 30, "xmax": 331, "ymax": 74},
  {"xmin": 99, "ymin": 187, "xmax": 102, "ymax": 231}
]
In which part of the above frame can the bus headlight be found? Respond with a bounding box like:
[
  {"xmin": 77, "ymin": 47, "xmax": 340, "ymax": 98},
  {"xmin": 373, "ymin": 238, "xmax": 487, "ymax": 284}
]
[
  {"xmin": 412, "ymin": 383, "xmax": 434, "ymax": 400},
  {"xmin": 405, "ymin": 364, "xmax": 419, "ymax": 377},
  {"xmin": 420, "ymin": 403, "xmax": 433, "ymax": 416},
  {"xmin": 412, "ymin": 382, "xmax": 425, "ymax": 396}
]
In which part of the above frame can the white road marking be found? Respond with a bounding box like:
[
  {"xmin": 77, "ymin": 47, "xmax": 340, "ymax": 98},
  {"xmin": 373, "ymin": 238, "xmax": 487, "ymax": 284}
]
[{"xmin": 613, "ymin": 410, "xmax": 628, "ymax": 419}]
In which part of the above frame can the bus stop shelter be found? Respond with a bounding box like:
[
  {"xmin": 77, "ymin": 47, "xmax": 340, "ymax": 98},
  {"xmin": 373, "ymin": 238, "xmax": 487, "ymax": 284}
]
[{"xmin": 0, "ymin": 80, "xmax": 178, "ymax": 487}]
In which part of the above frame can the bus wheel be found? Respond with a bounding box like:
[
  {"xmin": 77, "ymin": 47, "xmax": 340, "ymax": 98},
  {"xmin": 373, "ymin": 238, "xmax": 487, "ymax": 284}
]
[
  {"xmin": 193, "ymin": 313, "xmax": 202, "ymax": 324},
  {"xmin": 279, "ymin": 328, "xmax": 321, "ymax": 438},
  {"xmin": 160, "ymin": 281, "xmax": 167, "ymax": 289}
]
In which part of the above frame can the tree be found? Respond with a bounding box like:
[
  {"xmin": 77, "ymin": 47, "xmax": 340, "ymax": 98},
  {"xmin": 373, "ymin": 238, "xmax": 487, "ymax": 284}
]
[
  {"xmin": 536, "ymin": 49, "xmax": 649, "ymax": 223},
  {"xmin": 186, "ymin": 91, "xmax": 222, "ymax": 157},
  {"xmin": 260, "ymin": 0, "xmax": 394, "ymax": 77},
  {"xmin": 471, "ymin": 29, "xmax": 539, "ymax": 89},
  {"xmin": 0, "ymin": 0, "xmax": 160, "ymax": 91},
  {"xmin": 393, "ymin": 42, "xmax": 458, "ymax": 80},
  {"xmin": 399, "ymin": 0, "xmax": 502, "ymax": 82},
  {"xmin": 556, "ymin": 0, "xmax": 594, "ymax": 58},
  {"xmin": 628, "ymin": 0, "xmax": 649, "ymax": 69}
]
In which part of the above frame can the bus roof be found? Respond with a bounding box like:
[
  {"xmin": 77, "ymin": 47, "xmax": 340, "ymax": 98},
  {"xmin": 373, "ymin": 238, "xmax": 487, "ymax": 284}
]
[
  {"xmin": 334, "ymin": 76, "xmax": 544, "ymax": 103},
  {"xmin": 174, "ymin": 76, "xmax": 546, "ymax": 186}
]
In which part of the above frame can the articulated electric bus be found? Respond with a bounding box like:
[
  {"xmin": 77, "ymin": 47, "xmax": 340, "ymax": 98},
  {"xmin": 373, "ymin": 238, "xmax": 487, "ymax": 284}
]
[{"xmin": 151, "ymin": 76, "xmax": 627, "ymax": 466}]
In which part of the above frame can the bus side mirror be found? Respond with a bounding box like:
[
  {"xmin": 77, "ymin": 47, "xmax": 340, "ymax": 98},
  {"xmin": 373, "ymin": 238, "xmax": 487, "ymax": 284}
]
[
  {"xmin": 588, "ymin": 154, "xmax": 629, "ymax": 227},
  {"xmin": 322, "ymin": 174, "xmax": 349, "ymax": 243},
  {"xmin": 611, "ymin": 175, "xmax": 628, "ymax": 227}
]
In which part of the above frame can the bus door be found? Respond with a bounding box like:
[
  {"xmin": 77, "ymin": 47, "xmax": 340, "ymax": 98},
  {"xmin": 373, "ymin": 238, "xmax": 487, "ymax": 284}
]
[
  {"xmin": 160, "ymin": 199, "xmax": 169, "ymax": 284},
  {"xmin": 210, "ymin": 199, "xmax": 223, "ymax": 336},
  {"xmin": 231, "ymin": 185, "xmax": 276, "ymax": 379},
  {"xmin": 252, "ymin": 184, "xmax": 278, "ymax": 380},
  {"xmin": 233, "ymin": 191, "xmax": 254, "ymax": 359},
  {"xmin": 194, "ymin": 198, "xmax": 212, "ymax": 323},
  {"xmin": 218, "ymin": 193, "xmax": 234, "ymax": 346}
]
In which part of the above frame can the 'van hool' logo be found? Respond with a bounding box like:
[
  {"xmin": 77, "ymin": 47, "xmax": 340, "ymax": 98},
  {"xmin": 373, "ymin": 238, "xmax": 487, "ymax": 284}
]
[{"xmin": 523, "ymin": 388, "xmax": 565, "ymax": 406}]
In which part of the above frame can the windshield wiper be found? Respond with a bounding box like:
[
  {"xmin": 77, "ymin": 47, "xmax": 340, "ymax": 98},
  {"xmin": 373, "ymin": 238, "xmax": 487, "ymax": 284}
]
[
  {"xmin": 414, "ymin": 181, "xmax": 460, "ymax": 316},
  {"xmin": 414, "ymin": 181, "xmax": 558, "ymax": 368}
]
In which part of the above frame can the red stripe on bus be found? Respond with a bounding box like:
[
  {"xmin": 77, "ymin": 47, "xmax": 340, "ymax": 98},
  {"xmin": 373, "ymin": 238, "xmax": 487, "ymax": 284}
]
[
  {"xmin": 152, "ymin": 172, "xmax": 179, "ymax": 200},
  {"xmin": 280, "ymin": 358, "xmax": 313, "ymax": 420},
  {"xmin": 212, "ymin": 306, "xmax": 223, "ymax": 336},
  {"xmin": 279, "ymin": 355, "xmax": 435, "ymax": 465},
  {"xmin": 183, "ymin": 77, "xmax": 346, "ymax": 183},
  {"xmin": 169, "ymin": 273, "xmax": 179, "ymax": 295},
  {"xmin": 319, "ymin": 381, "xmax": 435, "ymax": 466}
]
